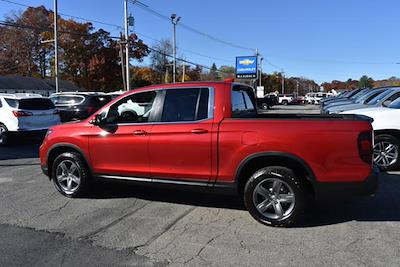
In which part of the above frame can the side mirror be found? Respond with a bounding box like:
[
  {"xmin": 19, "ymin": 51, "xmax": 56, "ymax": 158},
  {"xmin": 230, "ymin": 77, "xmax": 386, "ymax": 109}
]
[
  {"xmin": 105, "ymin": 109, "xmax": 119, "ymax": 124},
  {"xmin": 90, "ymin": 114, "xmax": 105, "ymax": 126}
]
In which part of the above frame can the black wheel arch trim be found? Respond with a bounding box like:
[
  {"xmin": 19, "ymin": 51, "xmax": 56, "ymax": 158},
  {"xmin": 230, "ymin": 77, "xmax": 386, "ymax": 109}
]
[
  {"xmin": 235, "ymin": 151, "xmax": 317, "ymax": 187},
  {"xmin": 46, "ymin": 143, "xmax": 93, "ymax": 178}
]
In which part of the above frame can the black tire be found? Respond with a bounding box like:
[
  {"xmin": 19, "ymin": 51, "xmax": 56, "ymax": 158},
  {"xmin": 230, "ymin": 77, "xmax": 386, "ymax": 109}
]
[
  {"xmin": 374, "ymin": 134, "xmax": 400, "ymax": 171},
  {"xmin": 0, "ymin": 123, "xmax": 8, "ymax": 146},
  {"xmin": 51, "ymin": 152, "xmax": 90, "ymax": 197},
  {"xmin": 244, "ymin": 166, "xmax": 306, "ymax": 227},
  {"xmin": 282, "ymin": 100, "xmax": 288, "ymax": 106}
]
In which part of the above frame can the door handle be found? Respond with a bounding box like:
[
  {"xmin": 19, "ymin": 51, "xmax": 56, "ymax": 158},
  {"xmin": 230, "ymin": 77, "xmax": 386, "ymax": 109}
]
[
  {"xmin": 191, "ymin": 129, "xmax": 208, "ymax": 134},
  {"xmin": 133, "ymin": 130, "xmax": 147, "ymax": 136}
]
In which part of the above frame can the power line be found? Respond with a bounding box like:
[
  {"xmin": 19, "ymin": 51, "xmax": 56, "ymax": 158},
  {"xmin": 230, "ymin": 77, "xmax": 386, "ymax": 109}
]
[
  {"xmin": 0, "ymin": 20, "xmax": 232, "ymax": 74},
  {"xmin": 0, "ymin": 0, "xmax": 123, "ymax": 30},
  {"xmin": 1, "ymin": 0, "xmax": 235, "ymax": 66},
  {"xmin": 129, "ymin": 0, "xmax": 255, "ymax": 52}
]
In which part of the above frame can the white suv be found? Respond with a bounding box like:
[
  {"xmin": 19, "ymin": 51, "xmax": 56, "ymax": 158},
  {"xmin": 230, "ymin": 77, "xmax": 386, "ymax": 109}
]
[{"xmin": 0, "ymin": 93, "xmax": 61, "ymax": 145}]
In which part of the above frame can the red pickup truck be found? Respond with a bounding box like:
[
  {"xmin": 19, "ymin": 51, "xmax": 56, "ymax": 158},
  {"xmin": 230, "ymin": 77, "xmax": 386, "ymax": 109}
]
[{"xmin": 40, "ymin": 81, "xmax": 379, "ymax": 226}]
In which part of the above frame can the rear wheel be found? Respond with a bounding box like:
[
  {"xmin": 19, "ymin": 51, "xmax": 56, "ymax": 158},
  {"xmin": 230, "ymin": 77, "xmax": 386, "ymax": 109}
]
[
  {"xmin": 244, "ymin": 166, "xmax": 306, "ymax": 227},
  {"xmin": 374, "ymin": 134, "xmax": 400, "ymax": 171},
  {"xmin": 0, "ymin": 124, "xmax": 8, "ymax": 146},
  {"xmin": 282, "ymin": 100, "xmax": 288, "ymax": 106},
  {"xmin": 52, "ymin": 152, "xmax": 90, "ymax": 197}
]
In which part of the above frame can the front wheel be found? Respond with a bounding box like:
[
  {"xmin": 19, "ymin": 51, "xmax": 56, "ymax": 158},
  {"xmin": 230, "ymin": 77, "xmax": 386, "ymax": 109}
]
[
  {"xmin": 0, "ymin": 124, "xmax": 8, "ymax": 146},
  {"xmin": 52, "ymin": 152, "xmax": 90, "ymax": 197},
  {"xmin": 244, "ymin": 166, "xmax": 306, "ymax": 227},
  {"xmin": 374, "ymin": 134, "xmax": 400, "ymax": 171}
]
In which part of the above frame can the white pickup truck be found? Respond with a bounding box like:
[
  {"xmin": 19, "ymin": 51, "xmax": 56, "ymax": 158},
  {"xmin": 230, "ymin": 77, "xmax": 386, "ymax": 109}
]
[{"xmin": 278, "ymin": 94, "xmax": 294, "ymax": 105}]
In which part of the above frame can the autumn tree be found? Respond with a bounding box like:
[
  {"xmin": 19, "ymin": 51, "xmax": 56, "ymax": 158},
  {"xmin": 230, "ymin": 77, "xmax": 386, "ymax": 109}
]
[
  {"xmin": 358, "ymin": 75, "xmax": 374, "ymax": 89},
  {"xmin": 150, "ymin": 39, "xmax": 172, "ymax": 83}
]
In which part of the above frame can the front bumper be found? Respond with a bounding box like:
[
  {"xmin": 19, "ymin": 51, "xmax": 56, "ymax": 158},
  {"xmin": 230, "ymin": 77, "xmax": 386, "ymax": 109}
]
[
  {"xmin": 314, "ymin": 165, "xmax": 379, "ymax": 199},
  {"xmin": 41, "ymin": 165, "xmax": 49, "ymax": 177}
]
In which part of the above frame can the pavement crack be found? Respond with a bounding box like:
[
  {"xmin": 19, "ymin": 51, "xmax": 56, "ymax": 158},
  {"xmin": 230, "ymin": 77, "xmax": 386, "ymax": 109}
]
[
  {"xmin": 133, "ymin": 206, "xmax": 197, "ymax": 252},
  {"xmin": 79, "ymin": 200, "xmax": 151, "ymax": 241},
  {"xmin": 184, "ymin": 232, "xmax": 224, "ymax": 265}
]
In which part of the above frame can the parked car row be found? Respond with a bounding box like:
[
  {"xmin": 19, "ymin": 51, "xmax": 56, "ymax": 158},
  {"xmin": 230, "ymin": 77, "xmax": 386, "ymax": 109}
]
[
  {"xmin": 320, "ymin": 86, "xmax": 400, "ymax": 171},
  {"xmin": 0, "ymin": 91, "xmax": 123, "ymax": 145}
]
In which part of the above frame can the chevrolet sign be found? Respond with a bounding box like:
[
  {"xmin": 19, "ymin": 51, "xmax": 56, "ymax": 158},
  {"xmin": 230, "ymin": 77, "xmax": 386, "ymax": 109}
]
[{"xmin": 236, "ymin": 56, "xmax": 258, "ymax": 79}]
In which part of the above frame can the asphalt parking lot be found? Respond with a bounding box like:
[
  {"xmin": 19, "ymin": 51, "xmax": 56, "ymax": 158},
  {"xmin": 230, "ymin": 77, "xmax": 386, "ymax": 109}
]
[{"xmin": 0, "ymin": 105, "xmax": 399, "ymax": 267}]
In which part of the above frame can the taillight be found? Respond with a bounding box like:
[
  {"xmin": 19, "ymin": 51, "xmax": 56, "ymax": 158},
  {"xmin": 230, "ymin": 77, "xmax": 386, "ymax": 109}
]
[
  {"xmin": 86, "ymin": 106, "xmax": 95, "ymax": 114},
  {"xmin": 358, "ymin": 131, "xmax": 373, "ymax": 165},
  {"xmin": 12, "ymin": 110, "xmax": 33, "ymax": 117}
]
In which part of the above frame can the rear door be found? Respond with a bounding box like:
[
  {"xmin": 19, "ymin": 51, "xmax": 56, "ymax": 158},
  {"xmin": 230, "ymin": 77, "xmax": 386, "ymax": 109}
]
[{"xmin": 149, "ymin": 87, "xmax": 214, "ymax": 182}]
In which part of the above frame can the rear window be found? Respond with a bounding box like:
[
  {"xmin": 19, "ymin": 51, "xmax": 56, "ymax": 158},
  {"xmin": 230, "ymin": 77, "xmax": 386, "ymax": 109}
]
[
  {"xmin": 231, "ymin": 85, "xmax": 257, "ymax": 118},
  {"xmin": 90, "ymin": 95, "xmax": 112, "ymax": 107},
  {"xmin": 6, "ymin": 98, "xmax": 55, "ymax": 110},
  {"xmin": 50, "ymin": 95, "xmax": 85, "ymax": 105}
]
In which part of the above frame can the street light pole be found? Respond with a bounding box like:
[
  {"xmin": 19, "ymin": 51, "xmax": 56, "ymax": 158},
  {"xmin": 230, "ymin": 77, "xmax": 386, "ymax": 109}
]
[
  {"xmin": 281, "ymin": 69, "xmax": 285, "ymax": 94},
  {"xmin": 171, "ymin": 14, "xmax": 181, "ymax": 84},
  {"xmin": 53, "ymin": 0, "xmax": 59, "ymax": 93},
  {"xmin": 124, "ymin": 0, "xmax": 130, "ymax": 91},
  {"xmin": 259, "ymin": 57, "xmax": 264, "ymax": 87}
]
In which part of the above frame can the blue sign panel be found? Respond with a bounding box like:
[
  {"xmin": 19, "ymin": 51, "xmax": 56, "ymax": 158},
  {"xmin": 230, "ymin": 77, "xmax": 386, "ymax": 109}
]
[{"xmin": 236, "ymin": 56, "xmax": 258, "ymax": 79}]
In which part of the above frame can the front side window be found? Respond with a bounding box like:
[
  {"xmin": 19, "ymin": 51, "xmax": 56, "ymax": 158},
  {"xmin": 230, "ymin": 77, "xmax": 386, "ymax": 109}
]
[
  {"xmin": 161, "ymin": 88, "xmax": 210, "ymax": 122},
  {"xmin": 108, "ymin": 91, "xmax": 157, "ymax": 124}
]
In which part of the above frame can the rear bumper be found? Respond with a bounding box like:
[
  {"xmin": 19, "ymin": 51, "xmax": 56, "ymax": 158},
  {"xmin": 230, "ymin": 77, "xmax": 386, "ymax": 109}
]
[{"xmin": 314, "ymin": 165, "xmax": 379, "ymax": 199}]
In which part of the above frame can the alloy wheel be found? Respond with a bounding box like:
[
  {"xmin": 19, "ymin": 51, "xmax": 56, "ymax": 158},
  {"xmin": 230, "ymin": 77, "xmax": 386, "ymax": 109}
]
[
  {"xmin": 0, "ymin": 125, "xmax": 7, "ymax": 144},
  {"xmin": 56, "ymin": 160, "xmax": 81, "ymax": 194},
  {"xmin": 374, "ymin": 141, "xmax": 399, "ymax": 169},
  {"xmin": 252, "ymin": 178, "xmax": 295, "ymax": 220}
]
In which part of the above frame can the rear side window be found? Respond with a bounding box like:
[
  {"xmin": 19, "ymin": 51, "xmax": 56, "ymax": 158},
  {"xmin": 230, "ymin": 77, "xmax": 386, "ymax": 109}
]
[
  {"xmin": 18, "ymin": 98, "xmax": 55, "ymax": 110},
  {"xmin": 5, "ymin": 98, "xmax": 17, "ymax": 108},
  {"xmin": 161, "ymin": 88, "xmax": 210, "ymax": 122},
  {"xmin": 231, "ymin": 85, "xmax": 256, "ymax": 118}
]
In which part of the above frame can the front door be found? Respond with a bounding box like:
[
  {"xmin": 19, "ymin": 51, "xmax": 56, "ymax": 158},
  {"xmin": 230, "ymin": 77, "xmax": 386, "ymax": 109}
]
[{"xmin": 88, "ymin": 90, "xmax": 160, "ymax": 177}]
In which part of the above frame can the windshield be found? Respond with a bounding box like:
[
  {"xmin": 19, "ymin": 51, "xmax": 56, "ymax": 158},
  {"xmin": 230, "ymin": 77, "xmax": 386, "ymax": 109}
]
[
  {"xmin": 367, "ymin": 89, "xmax": 395, "ymax": 105},
  {"xmin": 350, "ymin": 89, "xmax": 371, "ymax": 100},
  {"xmin": 355, "ymin": 89, "xmax": 385, "ymax": 104},
  {"xmin": 388, "ymin": 98, "xmax": 400, "ymax": 109}
]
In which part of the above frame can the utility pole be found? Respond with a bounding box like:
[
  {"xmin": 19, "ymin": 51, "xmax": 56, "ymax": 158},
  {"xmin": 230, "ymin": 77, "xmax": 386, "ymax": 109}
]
[
  {"xmin": 281, "ymin": 69, "xmax": 285, "ymax": 94},
  {"xmin": 124, "ymin": 0, "xmax": 130, "ymax": 91},
  {"xmin": 119, "ymin": 32, "xmax": 126, "ymax": 91},
  {"xmin": 171, "ymin": 14, "xmax": 181, "ymax": 84},
  {"xmin": 53, "ymin": 0, "xmax": 59, "ymax": 93},
  {"xmin": 259, "ymin": 57, "xmax": 264, "ymax": 87},
  {"xmin": 182, "ymin": 61, "xmax": 186, "ymax": 82}
]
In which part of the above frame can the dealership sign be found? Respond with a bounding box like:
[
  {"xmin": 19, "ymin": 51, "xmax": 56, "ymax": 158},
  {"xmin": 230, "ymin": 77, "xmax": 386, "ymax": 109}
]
[{"xmin": 236, "ymin": 56, "xmax": 258, "ymax": 79}]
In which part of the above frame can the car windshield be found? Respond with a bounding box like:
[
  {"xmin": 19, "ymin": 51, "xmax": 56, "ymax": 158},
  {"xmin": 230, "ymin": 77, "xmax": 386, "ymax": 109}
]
[
  {"xmin": 350, "ymin": 89, "xmax": 371, "ymax": 100},
  {"xmin": 355, "ymin": 89, "xmax": 384, "ymax": 104},
  {"xmin": 388, "ymin": 97, "xmax": 400, "ymax": 109},
  {"xmin": 367, "ymin": 89, "xmax": 395, "ymax": 105}
]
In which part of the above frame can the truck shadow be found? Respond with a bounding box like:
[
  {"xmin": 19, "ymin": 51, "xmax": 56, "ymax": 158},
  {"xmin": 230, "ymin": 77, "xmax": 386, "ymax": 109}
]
[
  {"xmin": 0, "ymin": 137, "xmax": 41, "ymax": 161},
  {"xmin": 85, "ymin": 172, "xmax": 400, "ymax": 227},
  {"xmin": 299, "ymin": 172, "xmax": 400, "ymax": 227}
]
